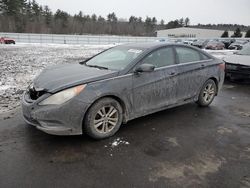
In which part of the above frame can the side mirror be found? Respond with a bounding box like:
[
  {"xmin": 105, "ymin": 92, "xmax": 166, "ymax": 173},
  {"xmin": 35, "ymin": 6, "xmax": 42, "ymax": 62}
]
[{"xmin": 135, "ymin": 64, "xmax": 155, "ymax": 73}]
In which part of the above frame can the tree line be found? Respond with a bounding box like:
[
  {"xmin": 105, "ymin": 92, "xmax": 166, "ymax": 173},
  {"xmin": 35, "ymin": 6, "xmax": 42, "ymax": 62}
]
[
  {"xmin": 0, "ymin": 0, "xmax": 190, "ymax": 36},
  {"xmin": 0, "ymin": 0, "xmax": 250, "ymax": 37}
]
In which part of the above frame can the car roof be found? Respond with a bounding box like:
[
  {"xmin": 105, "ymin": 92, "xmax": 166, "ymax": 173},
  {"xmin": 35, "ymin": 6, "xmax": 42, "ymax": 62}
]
[
  {"xmin": 117, "ymin": 42, "xmax": 186, "ymax": 50},
  {"xmin": 116, "ymin": 42, "xmax": 214, "ymax": 59}
]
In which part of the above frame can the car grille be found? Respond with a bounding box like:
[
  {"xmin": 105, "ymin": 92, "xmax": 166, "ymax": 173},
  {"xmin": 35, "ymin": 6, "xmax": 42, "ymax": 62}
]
[
  {"xmin": 238, "ymin": 65, "xmax": 250, "ymax": 72},
  {"xmin": 226, "ymin": 63, "xmax": 250, "ymax": 74},
  {"xmin": 29, "ymin": 87, "xmax": 46, "ymax": 100}
]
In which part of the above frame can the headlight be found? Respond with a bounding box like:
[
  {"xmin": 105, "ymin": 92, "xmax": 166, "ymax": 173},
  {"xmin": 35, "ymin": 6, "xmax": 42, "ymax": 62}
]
[{"xmin": 39, "ymin": 85, "xmax": 86, "ymax": 105}]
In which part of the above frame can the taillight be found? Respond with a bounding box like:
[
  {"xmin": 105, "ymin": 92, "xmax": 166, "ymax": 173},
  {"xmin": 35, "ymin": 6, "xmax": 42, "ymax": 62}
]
[{"xmin": 219, "ymin": 63, "xmax": 225, "ymax": 71}]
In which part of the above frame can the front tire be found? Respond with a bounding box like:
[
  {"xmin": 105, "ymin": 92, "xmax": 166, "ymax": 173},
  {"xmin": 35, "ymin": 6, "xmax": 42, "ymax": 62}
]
[
  {"xmin": 197, "ymin": 79, "xmax": 217, "ymax": 107},
  {"xmin": 84, "ymin": 98, "xmax": 123, "ymax": 139}
]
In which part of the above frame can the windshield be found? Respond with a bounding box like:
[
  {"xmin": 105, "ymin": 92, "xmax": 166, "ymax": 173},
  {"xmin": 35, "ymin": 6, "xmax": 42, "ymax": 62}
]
[
  {"xmin": 237, "ymin": 45, "xmax": 250, "ymax": 55},
  {"xmin": 85, "ymin": 46, "xmax": 144, "ymax": 70}
]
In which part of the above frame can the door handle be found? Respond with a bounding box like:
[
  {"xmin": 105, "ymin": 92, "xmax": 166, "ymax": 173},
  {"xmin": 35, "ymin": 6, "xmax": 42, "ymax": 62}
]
[{"xmin": 201, "ymin": 64, "xmax": 205, "ymax": 67}]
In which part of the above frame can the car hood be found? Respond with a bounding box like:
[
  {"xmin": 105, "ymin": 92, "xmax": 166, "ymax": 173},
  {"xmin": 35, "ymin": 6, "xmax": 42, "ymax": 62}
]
[
  {"xmin": 224, "ymin": 55, "xmax": 250, "ymax": 66},
  {"xmin": 33, "ymin": 63, "xmax": 118, "ymax": 93}
]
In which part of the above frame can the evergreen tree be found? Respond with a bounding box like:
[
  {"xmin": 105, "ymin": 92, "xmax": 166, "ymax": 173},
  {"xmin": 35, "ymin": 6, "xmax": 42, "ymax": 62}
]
[
  {"xmin": 97, "ymin": 15, "xmax": 105, "ymax": 22},
  {"xmin": 231, "ymin": 28, "xmax": 242, "ymax": 38},
  {"xmin": 166, "ymin": 20, "xmax": 182, "ymax": 29},
  {"xmin": 145, "ymin": 16, "xmax": 152, "ymax": 33},
  {"xmin": 91, "ymin": 14, "xmax": 97, "ymax": 22},
  {"xmin": 107, "ymin": 12, "xmax": 117, "ymax": 22},
  {"xmin": 221, "ymin": 30, "xmax": 229, "ymax": 38},
  {"xmin": 245, "ymin": 29, "xmax": 250, "ymax": 38},
  {"xmin": 107, "ymin": 12, "xmax": 118, "ymax": 34},
  {"xmin": 129, "ymin": 16, "xmax": 137, "ymax": 23},
  {"xmin": 54, "ymin": 9, "xmax": 69, "ymax": 33},
  {"xmin": 31, "ymin": 0, "xmax": 40, "ymax": 17},
  {"xmin": 43, "ymin": 5, "xmax": 52, "ymax": 26}
]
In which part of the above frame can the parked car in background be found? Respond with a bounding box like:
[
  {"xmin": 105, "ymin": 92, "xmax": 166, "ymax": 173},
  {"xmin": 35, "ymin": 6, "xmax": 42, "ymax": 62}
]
[
  {"xmin": 22, "ymin": 43, "xmax": 225, "ymax": 139},
  {"xmin": 205, "ymin": 41, "xmax": 225, "ymax": 50},
  {"xmin": 192, "ymin": 39, "xmax": 210, "ymax": 49},
  {"xmin": 183, "ymin": 39, "xmax": 197, "ymax": 45},
  {"xmin": 224, "ymin": 44, "xmax": 250, "ymax": 81},
  {"xmin": 218, "ymin": 39, "xmax": 236, "ymax": 49},
  {"xmin": 228, "ymin": 39, "xmax": 249, "ymax": 50},
  {"xmin": 0, "ymin": 37, "xmax": 16, "ymax": 44},
  {"xmin": 173, "ymin": 39, "xmax": 184, "ymax": 44}
]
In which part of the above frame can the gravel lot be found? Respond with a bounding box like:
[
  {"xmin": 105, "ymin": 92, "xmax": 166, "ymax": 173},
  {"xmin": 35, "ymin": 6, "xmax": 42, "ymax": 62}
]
[{"xmin": 0, "ymin": 44, "xmax": 112, "ymax": 114}]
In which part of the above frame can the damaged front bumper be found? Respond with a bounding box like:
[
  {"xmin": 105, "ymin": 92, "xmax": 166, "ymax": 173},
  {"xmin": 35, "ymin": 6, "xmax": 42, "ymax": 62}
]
[{"xmin": 21, "ymin": 91, "xmax": 90, "ymax": 135}]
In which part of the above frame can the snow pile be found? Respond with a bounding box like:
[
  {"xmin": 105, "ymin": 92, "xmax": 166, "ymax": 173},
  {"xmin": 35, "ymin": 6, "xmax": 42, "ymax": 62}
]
[
  {"xmin": 111, "ymin": 138, "xmax": 130, "ymax": 147},
  {"xmin": 103, "ymin": 138, "xmax": 130, "ymax": 157},
  {"xmin": 0, "ymin": 44, "xmax": 113, "ymax": 114},
  {"xmin": 104, "ymin": 137, "xmax": 130, "ymax": 149}
]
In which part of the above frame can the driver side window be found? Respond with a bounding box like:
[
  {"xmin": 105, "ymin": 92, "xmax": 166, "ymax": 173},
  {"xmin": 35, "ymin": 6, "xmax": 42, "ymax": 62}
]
[{"xmin": 142, "ymin": 47, "xmax": 175, "ymax": 68}]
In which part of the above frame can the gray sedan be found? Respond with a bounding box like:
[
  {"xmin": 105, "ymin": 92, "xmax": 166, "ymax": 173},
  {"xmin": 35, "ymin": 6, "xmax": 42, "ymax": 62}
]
[{"xmin": 22, "ymin": 43, "xmax": 225, "ymax": 139}]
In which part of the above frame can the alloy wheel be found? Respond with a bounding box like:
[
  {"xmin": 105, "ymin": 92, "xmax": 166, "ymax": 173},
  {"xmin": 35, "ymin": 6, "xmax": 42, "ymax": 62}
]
[
  {"xmin": 94, "ymin": 106, "xmax": 119, "ymax": 134},
  {"xmin": 202, "ymin": 83, "xmax": 216, "ymax": 103}
]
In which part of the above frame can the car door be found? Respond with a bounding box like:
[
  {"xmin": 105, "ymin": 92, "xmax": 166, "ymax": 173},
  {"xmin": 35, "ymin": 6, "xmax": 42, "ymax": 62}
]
[
  {"xmin": 131, "ymin": 47, "xmax": 178, "ymax": 118},
  {"xmin": 174, "ymin": 46, "xmax": 212, "ymax": 102}
]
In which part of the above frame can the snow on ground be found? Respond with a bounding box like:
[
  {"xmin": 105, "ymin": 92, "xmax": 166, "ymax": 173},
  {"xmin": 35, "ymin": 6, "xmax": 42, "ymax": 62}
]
[
  {"xmin": 104, "ymin": 138, "xmax": 130, "ymax": 157},
  {"xmin": 111, "ymin": 138, "xmax": 130, "ymax": 147},
  {"xmin": 0, "ymin": 43, "xmax": 235, "ymax": 114},
  {"xmin": 0, "ymin": 43, "xmax": 113, "ymax": 114}
]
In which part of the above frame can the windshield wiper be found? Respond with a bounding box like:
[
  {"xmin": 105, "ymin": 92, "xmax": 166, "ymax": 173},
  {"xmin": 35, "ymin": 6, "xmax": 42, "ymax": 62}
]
[{"xmin": 85, "ymin": 64, "xmax": 109, "ymax": 70}]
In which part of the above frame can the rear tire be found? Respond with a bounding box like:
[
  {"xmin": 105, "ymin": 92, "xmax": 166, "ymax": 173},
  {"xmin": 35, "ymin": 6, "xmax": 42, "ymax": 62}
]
[
  {"xmin": 197, "ymin": 79, "xmax": 217, "ymax": 107},
  {"xmin": 84, "ymin": 98, "xmax": 123, "ymax": 139}
]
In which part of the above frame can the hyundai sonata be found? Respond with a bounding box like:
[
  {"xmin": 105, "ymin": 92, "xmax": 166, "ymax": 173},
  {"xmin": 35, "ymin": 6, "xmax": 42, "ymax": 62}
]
[{"xmin": 22, "ymin": 43, "xmax": 225, "ymax": 139}]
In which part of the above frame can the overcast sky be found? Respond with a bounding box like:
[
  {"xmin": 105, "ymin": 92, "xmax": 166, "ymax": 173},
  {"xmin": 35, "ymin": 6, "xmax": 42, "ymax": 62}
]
[{"xmin": 36, "ymin": 0, "xmax": 250, "ymax": 25}]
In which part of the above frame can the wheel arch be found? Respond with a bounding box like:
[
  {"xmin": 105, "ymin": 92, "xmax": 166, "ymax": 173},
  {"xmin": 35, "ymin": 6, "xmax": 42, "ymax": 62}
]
[
  {"xmin": 81, "ymin": 95, "xmax": 128, "ymax": 132},
  {"xmin": 195, "ymin": 77, "xmax": 219, "ymax": 102},
  {"xmin": 209, "ymin": 77, "xmax": 219, "ymax": 95}
]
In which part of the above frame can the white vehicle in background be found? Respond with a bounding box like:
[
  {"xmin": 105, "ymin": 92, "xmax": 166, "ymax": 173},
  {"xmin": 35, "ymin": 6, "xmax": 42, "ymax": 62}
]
[
  {"xmin": 183, "ymin": 39, "xmax": 197, "ymax": 45},
  {"xmin": 224, "ymin": 44, "xmax": 250, "ymax": 81}
]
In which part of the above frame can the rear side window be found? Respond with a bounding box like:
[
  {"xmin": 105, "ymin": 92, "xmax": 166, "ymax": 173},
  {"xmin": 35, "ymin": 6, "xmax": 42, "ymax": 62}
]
[
  {"xmin": 175, "ymin": 47, "xmax": 201, "ymax": 64},
  {"xmin": 142, "ymin": 47, "xmax": 175, "ymax": 68}
]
